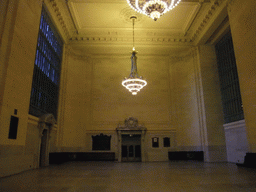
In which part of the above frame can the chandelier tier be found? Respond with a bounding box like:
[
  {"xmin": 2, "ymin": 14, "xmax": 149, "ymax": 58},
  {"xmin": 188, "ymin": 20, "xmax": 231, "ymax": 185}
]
[
  {"xmin": 122, "ymin": 16, "xmax": 147, "ymax": 95},
  {"xmin": 126, "ymin": 0, "xmax": 181, "ymax": 21}
]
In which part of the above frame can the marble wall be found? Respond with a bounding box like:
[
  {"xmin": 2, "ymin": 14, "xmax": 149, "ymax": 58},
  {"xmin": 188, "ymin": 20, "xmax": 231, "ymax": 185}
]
[
  {"xmin": 224, "ymin": 120, "xmax": 249, "ymax": 163},
  {"xmin": 228, "ymin": 0, "xmax": 256, "ymax": 152},
  {"xmin": 3, "ymin": 0, "xmax": 255, "ymax": 178},
  {"xmin": 0, "ymin": 0, "xmax": 42, "ymax": 177}
]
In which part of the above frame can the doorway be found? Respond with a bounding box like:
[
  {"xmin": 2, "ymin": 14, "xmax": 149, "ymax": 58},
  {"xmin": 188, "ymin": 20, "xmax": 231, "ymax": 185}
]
[
  {"xmin": 121, "ymin": 134, "xmax": 141, "ymax": 162},
  {"xmin": 39, "ymin": 129, "xmax": 49, "ymax": 167}
]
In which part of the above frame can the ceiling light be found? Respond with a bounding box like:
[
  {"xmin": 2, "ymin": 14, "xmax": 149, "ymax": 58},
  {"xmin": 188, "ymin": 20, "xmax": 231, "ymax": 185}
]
[
  {"xmin": 126, "ymin": 0, "xmax": 181, "ymax": 21},
  {"xmin": 122, "ymin": 16, "xmax": 147, "ymax": 96}
]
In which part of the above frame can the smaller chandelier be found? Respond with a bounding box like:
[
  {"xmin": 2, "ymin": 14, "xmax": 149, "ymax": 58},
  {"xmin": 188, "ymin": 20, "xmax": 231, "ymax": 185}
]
[
  {"xmin": 126, "ymin": 0, "xmax": 181, "ymax": 21},
  {"xmin": 122, "ymin": 16, "xmax": 147, "ymax": 95},
  {"xmin": 122, "ymin": 49, "xmax": 147, "ymax": 95}
]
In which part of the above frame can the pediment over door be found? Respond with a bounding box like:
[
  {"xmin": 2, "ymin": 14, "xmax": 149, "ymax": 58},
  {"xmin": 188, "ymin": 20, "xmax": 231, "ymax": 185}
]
[{"xmin": 116, "ymin": 117, "xmax": 146, "ymax": 131}]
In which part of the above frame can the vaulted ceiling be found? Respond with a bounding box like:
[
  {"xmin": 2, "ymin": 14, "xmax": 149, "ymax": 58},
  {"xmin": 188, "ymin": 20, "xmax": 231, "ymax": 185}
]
[{"xmin": 49, "ymin": 0, "xmax": 228, "ymax": 55}]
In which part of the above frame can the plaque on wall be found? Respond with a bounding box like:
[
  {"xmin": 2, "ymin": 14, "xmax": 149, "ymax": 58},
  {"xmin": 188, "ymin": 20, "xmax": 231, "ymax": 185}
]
[
  {"xmin": 163, "ymin": 137, "xmax": 170, "ymax": 147},
  {"xmin": 152, "ymin": 137, "xmax": 159, "ymax": 148}
]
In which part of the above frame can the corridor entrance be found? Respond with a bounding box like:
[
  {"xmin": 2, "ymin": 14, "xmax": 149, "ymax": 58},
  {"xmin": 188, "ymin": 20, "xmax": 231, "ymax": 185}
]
[{"xmin": 121, "ymin": 134, "xmax": 141, "ymax": 162}]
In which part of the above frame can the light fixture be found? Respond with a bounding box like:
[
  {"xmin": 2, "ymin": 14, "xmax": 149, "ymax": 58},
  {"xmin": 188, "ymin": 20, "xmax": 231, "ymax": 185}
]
[
  {"xmin": 122, "ymin": 16, "xmax": 147, "ymax": 96},
  {"xmin": 126, "ymin": 0, "xmax": 181, "ymax": 21}
]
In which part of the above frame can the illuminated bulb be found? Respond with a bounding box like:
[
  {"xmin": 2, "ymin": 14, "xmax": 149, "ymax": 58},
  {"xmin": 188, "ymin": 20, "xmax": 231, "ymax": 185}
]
[{"xmin": 126, "ymin": 0, "xmax": 181, "ymax": 21}]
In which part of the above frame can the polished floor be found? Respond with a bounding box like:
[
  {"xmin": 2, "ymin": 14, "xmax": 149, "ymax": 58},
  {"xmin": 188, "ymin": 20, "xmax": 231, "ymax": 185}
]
[{"xmin": 0, "ymin": 161, "xmax": 256, "ymax": 192}]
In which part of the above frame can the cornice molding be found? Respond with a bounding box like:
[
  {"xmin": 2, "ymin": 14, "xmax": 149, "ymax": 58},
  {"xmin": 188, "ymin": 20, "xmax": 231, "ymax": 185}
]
[
  {"xmin": 227, "ymin": 0, "xmax": 235, "ymax": 6},
  {"xmin": 67, "ymin": 0, "xmax": 227, "ymax": 46},
  {"xmin": 69, "ymin": 36, "xmax": 193, "ymax": 46},
  {"xmin": 47, "ymin": 0, "xmax": 230, "ymax": 49},
  {"xmin": 191, "ymin": 0, "xmax": 227, "ymax": 43},
  {"xmin": 44, "ymin": 0, "xmax": 76, "ymax": 42},
  {"xmin": 226, "ymin": 0, "xmax": 236, "ymax": 12}
]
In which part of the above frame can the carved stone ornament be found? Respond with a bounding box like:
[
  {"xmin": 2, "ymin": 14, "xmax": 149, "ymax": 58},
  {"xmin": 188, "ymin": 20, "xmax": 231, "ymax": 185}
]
[
  {"xmin": 125, "ymin": 117, "xmax": 138, "ymax": 128},
  {"xmin": 117, "ymin": 117, "xmax": 146, "ymax": 131},
  {"xmin": 38, "ymin": 114, "xmax": 56, "ymax": 137}
]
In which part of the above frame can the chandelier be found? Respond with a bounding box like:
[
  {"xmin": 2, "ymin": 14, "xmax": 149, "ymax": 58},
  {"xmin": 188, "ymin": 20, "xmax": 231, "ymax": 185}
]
[
  {"xmin": 126, "ymin": 0, "xmax": 181, "ymax": 21},
  {"xmin": 122, "ymin": 16, "xmax": 147, "ymax": 95}
]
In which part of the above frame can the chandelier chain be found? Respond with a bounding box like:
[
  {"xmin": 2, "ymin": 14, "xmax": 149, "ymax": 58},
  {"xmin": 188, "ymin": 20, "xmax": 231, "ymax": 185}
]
[{"xmin": 132, "ymin": 17, "xmax": 135, "ymax": 49}]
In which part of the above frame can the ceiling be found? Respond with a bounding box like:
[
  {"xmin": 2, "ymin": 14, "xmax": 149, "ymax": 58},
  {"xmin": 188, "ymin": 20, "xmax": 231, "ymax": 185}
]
[{"xmin": 52, "ymin": 0, "xmax": 227, "ymax": 55}]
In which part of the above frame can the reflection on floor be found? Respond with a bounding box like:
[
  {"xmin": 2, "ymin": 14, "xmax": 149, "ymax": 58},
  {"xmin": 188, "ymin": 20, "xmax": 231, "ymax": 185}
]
[{"xmin": 1, "ymin": 161, "xmax": 256, "ymax": 192}]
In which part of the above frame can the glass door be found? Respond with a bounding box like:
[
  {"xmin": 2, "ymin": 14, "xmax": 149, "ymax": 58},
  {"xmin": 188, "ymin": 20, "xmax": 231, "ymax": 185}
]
[{"xmin": 121, "ymin": 134, "xmax": 141, "ymax": 162}]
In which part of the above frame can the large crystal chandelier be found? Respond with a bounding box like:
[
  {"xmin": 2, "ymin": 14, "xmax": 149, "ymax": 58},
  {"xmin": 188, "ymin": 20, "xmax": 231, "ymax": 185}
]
[
  {"xmin": 122, "ymin": 16, "xmax": 147, "ymax": 95},
  {"xmin": 126, "ymin": 0, "xmax": 181, "ymax": 21}
]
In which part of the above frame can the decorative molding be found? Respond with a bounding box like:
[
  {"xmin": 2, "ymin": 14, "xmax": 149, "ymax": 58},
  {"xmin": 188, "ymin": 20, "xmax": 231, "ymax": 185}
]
[
  {"xmin": 223, "ymin": 119, "xmax": 246, "ymax": 130},
  {"xmin": 28, "ymin": 115, "xmax": 40, "ymax": 125},
  {"xmin": 38, "ymin": 113, "xmax": 56, "ymax": 137},
  {"xmin": 28, "ymin": 114, "xmax": 58, "ymax": 128},
  {"xmin": 124, "ymin": 117, "xmax": 138, "ymax": 128},
  {"xmin": 119, "ymin": 7, "xmax": 145, "ymax": 24},
  {"xmin": 117, "ymin": 117, "xmax": 146, "ymax": 130},
  {"xmin": 182, "ymin": 3, "xmax": 202, "ymax": 35},
  {"xmin": 191, "ymin": 0, "xmax": 227, "ymax": 42},
  {"xmin": 226, "ymin": 0, "xmax": 236, "ymax": 12},
  {"xmin": 43, "ymin": 0, "xmax": 230, "ymax": 47},
  {"xmin": 44, "ymin": 0, "xmax": 76, "ymax": 42},
  {"xmin": 69, "ymin": 36, "xmax": 193, "ymax": 46},
  {"xmin": 86, "ymin": 130, "xmax": 116, "ymax": 133},
  {"xmin": 146, "ymin": 130, "xmax": 176, "ymax": 133},
  {"xmin": 227, "ymin": 0, "xmax": 235, "ymax": 6}
]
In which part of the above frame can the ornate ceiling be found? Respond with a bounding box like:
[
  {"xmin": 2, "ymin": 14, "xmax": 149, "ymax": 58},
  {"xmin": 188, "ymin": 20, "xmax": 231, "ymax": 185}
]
[{"xmin": 46, "ymin": 0, "xmax": 229, "ymax": 55}]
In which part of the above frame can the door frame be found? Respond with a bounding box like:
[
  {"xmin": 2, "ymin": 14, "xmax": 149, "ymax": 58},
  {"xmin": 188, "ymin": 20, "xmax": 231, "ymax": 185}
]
[
  {"xmin": 38, "ymin": 114, "xmax": 56, "ymax": 167},
  {"xmin": 121, "ymin": 134, "xmax": 142, "ymax": 162},
  {"xmin": 116, "ymin": 117, "xmax": 147, "ymax": 162}
]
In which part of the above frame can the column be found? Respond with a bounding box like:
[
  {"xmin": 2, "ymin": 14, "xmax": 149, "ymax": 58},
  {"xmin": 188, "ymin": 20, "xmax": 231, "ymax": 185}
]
[
  {"xmin": 197, "ymin": 45, "xmax": 227, "ymax": 162},
  {"xmin": 228, "ymin": 0, "xmax": 256, "ymax": 155}
]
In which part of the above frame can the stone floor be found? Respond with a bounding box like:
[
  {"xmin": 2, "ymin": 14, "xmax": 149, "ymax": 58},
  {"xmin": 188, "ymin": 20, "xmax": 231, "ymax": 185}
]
[{"xmin": 0, "ymin": 161, "xmax": 256, "ymax": 192}]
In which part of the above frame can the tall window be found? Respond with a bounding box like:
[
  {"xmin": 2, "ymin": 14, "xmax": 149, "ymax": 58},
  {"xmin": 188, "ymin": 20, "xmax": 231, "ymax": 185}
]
[
  {"xmin": 29, "ymin": 7, "xmax": 63, "ymax": 119},
  {"xmin": 215, "ymin": 32, "xmax": 244, "ymax": 123}
]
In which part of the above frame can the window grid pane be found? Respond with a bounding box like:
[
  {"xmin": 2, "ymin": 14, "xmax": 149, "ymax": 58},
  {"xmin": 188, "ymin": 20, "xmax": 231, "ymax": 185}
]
[
  {"xmin": 29, "ymin": 7, "xmax": 63, "ymax": 119},
  {"xmin": 215, "ymin": 32, "xmax": 244, "ymax": 123}
]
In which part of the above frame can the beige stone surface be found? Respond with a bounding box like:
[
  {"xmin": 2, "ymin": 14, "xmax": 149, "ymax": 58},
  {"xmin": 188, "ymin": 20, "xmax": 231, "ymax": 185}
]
[
  {"xmin": 0, "ymin": 0, "xmax": 255, "ymax": 178},
  {"xmin": 228, "ymin": 0, "xmax": 256, "ymax": 152}
]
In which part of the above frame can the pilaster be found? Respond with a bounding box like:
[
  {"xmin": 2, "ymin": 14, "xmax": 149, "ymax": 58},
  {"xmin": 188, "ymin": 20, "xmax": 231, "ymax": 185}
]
[
  {"xmin": 197, "ymin": 45, "xmax": 226, "ymax": 162},
  {"xmin": 228, "ymin": 0, "xmax": 256, "ymax": 152}
]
